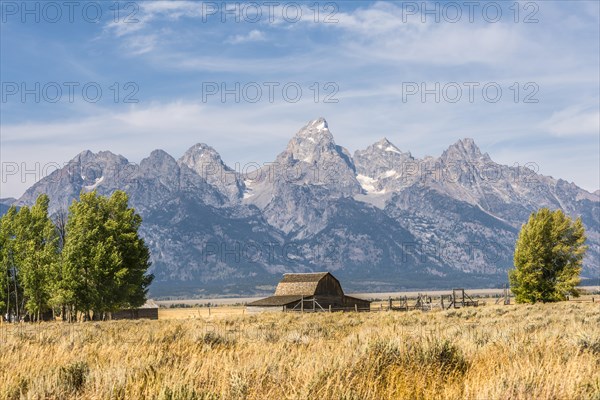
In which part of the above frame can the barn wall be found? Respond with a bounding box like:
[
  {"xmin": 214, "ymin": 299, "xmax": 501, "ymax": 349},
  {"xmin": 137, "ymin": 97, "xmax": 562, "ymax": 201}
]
[
  {"xmin": 138, "ymin": 309, "xmax": 159, "ymax": 320},
  {"xmin": 112, "ymin": 308, "xmax": 159, "ymax": 320},
  {"xmin": 313, "ymin": 295, "xmax": 370, "ymax": 311},
  {"xmin": 342, "ymin": 297, "xmax": 371, "ymax": 310},
  {"xmin": 315, "ymin": 275, "xmax": 344, "ymax": 296}
]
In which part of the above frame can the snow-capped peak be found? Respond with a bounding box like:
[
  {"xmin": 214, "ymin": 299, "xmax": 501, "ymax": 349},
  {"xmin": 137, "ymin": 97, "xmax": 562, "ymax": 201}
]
[
  {"xmin": 375, "ymin": 138, "xmax": 402, "ymax": 154},
  {"xmin": 286, "ymin": 118, "xmax": 339, "ymax": 163},
  {"xmin": 183, "ymin": 143, "xmax": 221, "ymax": 158},
  {"xmin": 442, "ymin": 138, "xmax": 487, "ymax": 161},
  {"xmin": 179, "ymin": 143, "xmax": 229, "ymax": 171},
  {"xmin": 375, "ymin": 137, "xmax": 392, "ymax": 148},
  {"xmin": 364, "ymin": 138, "xmax": 404, "ymax": 156},
  {"xmin": 308, "ymin": 117, "xmax": 328, "ymax": 130}
]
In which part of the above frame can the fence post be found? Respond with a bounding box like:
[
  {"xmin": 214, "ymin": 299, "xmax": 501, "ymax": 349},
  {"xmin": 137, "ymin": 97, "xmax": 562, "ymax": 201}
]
[
  {"xmin": 355, "ymin": 304, "xmax": 358, "ymax": 312},
  {"xmin": 329, "ymin": 305, "xmax": 332, "ymax": 313}
]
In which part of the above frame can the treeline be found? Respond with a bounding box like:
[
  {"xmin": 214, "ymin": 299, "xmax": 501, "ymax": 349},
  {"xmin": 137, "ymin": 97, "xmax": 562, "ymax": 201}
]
[{"xmin": 0, "ymin": 191, "xmax": 153, "ymax": 322}]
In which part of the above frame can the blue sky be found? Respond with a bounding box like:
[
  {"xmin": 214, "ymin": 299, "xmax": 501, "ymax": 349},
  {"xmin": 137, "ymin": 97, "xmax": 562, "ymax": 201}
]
[{"xmin": 1, "ymin": 0, "xmax": 599, "ymax": 198}]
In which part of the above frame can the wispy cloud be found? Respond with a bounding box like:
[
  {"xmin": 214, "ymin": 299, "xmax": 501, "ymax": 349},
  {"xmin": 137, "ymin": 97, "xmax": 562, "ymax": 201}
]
[
  {"xmin": 123, "ymin": 34, "xmax": 159, "ymax": 55},
  {"xmin": 104, "ymin": 0, "xmax": 201, "ymax": 36},
  {"xmin": 226, "ymin": 30, "xmax": 267, "ymax": 44},
  {"xmin": 542, "ymin": 104, "xmax": 600, "ymax": 137},
  {"xmin": 2, "ymin": 1, "xmax": 599, "ymax": 197}
]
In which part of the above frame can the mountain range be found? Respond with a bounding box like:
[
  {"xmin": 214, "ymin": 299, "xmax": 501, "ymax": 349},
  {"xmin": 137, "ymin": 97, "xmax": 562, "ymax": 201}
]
[{"xmin": 9, "ymin": 118, "xmax": 600, "ymax": 297}]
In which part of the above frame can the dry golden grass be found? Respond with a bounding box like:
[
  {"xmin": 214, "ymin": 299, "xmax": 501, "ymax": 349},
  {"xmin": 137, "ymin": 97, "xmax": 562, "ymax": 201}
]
[
  {"xmin": 1, "ymin": 302, "xmax": 598, "ymax": 399},
  {"xmin": 159, "ymin": 307, "xmax": 246, "ymax": 320}
]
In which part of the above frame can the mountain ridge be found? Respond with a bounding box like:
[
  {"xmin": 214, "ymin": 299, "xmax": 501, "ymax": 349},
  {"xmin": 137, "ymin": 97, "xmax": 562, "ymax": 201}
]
[{"xmin": 10, "ymin": 118, "xmax": 599, "ymax": 296}]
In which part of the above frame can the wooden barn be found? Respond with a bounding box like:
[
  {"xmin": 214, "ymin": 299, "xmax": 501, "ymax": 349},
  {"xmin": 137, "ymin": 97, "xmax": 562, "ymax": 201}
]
[
  {"xmin": 111, "ymin": 299, "xmax": 159, "ymax": 320},
  {"xmin": 247, "ymin": 272, "xmax": 370, "ymax": 312}
]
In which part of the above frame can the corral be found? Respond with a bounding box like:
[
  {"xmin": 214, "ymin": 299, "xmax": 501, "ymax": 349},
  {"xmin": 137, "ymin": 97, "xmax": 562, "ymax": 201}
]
[{"xmin": 386, "ymin": 288, "xmax": 483, "ymax": 311}]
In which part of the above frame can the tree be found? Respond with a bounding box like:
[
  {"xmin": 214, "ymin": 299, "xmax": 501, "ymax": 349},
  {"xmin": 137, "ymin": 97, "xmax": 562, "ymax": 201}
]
[
  {"xmin": 105, "ymin": 191, "xmax": 153, "ymax": 309},
  {"xmin": 13, "ymin": 195, "xmax": 59, "ymax": 321},
  {"xmin": 63, "ymin": 191, "xmax": 153, "ymax": 320},
  {"xmin": 509, "ymin": 208, "xmax": 587, "ymax": 303},
  {"xmin": 0, "ymin": 206, "xmax": 17, "ymax": 316},
  {"xmin": 0, "ymin": 197, "xmax": 59, "ymax": 322},
  {"xmin": 53, "ymin": 207, "xmax": 68, "ymax": 251},
  {"xmin": 49, "ymin": 207, "xmax": 69, "ymax": 320}
]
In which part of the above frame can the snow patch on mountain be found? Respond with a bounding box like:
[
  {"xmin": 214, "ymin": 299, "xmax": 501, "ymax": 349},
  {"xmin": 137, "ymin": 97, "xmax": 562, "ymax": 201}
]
[
  {"xmin": 357, "ymin": 174, "xmax": 378, "ymax": 192},
  {"xmin": 243, "ymin": 179, "xmax": 255, "ymax": 199},
  {"xmin": 84, "ymin": 176, "xmax": 104, "ymax": 190},
  {"xmin": 382, "ymin": 170, "xmax": 398, "ymax": 178}
]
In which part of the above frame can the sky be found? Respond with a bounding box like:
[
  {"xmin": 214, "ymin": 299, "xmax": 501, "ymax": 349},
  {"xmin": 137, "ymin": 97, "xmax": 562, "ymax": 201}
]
[{"xmin": 1, "ymin": 0, "xmax": 599, "ymax": 198}]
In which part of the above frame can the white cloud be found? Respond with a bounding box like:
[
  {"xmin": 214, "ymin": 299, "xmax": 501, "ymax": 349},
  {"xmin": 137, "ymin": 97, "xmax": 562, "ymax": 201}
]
[
  {"xmin": 331, "ymin": 3, "xmax": 524, "ymax": 67},
  {"xmin": 140, "ymin": 1, "xmax": 202, "ymax": 18},
  {"xmin": 4, "ymin": 95, "xmax": 599, "ymax": 199},
  {"xmin": 226, "ymin": 30, "xmax": 266, "ymax": 44},
  {"xmin": 123, "ymin": 34, "xmax": 159, "ymax": 55},
  {"xmin": 3, "ymin": 1, "xmax": 598, "ymax": 198},
  {"xmin": 102, "ymin": 0, "xmax": 203, "ymax": 42},
  {"xmin": 0, "ymin": 101, "xmax": 321, "ymax": 197},
  {"xmin": 542, "ymin": 105, "xmax": 600, "ymax": 137}
]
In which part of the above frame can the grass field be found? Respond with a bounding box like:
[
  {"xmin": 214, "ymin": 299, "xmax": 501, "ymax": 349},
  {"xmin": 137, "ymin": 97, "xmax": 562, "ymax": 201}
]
[
  {"xmin": 159, "ymin": 306, "xmax": 247, "ymax": 320},
  {"xmin": 1, "ymin": 302, "xmax": 598, "ymax": 399}
]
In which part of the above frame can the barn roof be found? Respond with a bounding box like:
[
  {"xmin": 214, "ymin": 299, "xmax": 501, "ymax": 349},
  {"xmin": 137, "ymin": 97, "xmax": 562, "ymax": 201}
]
[
  {"xmin": 343, "ymin": 295, "xmax": 370, "ymax": 303},
  {"xmin": 274, "ymin": 272, "xmax": 335, "ymax": 296},
  {"xmin": 247, "ymin": 295, "xmax": 306, "ymax": 307},
  {"xmin": 139, "ymin": 299, "xmax": 159, "ymax": 309},
  {"xmin": 279, "ymin": 272, "xmax": 329, "ymax": 283}
]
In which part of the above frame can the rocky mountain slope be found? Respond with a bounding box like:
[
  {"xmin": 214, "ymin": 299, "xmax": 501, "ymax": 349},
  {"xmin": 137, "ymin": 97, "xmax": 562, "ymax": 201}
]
[{"xmin": 12, "ymin": 118, "xmax": 599, "ymax": 296}]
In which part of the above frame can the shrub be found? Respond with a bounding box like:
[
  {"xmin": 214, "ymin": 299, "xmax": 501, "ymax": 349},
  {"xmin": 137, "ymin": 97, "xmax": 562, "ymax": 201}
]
[
  {"xmin": 6, "ymin": 377, "xmax": 29, "ymax": 400},
  {"xmin": 575, "ymin": 331, "xmax": 600, "ymax": 355},
  {"xmin": 426, "ymin": 340, "xmax": 469, "ymax": 375},
  {"xmin": 59, "ymin": 361, "xmax": 89, "ymax": 392},
  {"xmin": 200, "ymin": 331, "xmax": 236, "ymax": 347}
]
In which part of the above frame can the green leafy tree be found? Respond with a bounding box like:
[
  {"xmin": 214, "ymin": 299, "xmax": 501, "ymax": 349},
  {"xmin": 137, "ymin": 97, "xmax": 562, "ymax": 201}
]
[
  {"xmin": 0, "ymin": 196, "xmax": 58, "ymax": 321},
  {"xmin": 48, "ymin": 207, "xmax": 70, "ymax": 320},
  {"xmin": 63, "ymin": 191, "xmax": 111, "ymax": 318},
  {"xmin": 509, "ymin": 208, "xmax": 587, "ymax": 303},
  {"xmin": 105, "ymin": 191, "xmax": 153, "ymax": 309},
  {"xmin": 63, "ymin": 191, "xmax": 153, "ymax": 319},
  {"xmin": 0, "ymin": 206, "xmax": 17, "ymax": 315},
  {"xmin": 14, "ymin": 195, "xmax": 59, "ymax": 321}
]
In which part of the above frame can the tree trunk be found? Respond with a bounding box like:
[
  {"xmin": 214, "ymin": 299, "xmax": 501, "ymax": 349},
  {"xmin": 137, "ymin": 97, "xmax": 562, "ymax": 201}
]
[
  {"xmin": 12, "ymin": 267, "xmax": 19, "ymax": 320},
  {"xmin": 5, "ymin": 280, "xmax": 10, "ymax": 322}
]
